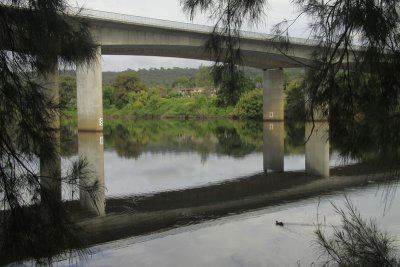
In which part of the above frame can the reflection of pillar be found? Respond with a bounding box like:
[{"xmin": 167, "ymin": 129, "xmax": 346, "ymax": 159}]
[
  {"xmin": 76, "ymin": 46, "xmax": 103, "ymax": 132},
  {"xmin": 79, "ymin": 132, "xmax": 105, "ymax": 216},
  {"xmin": 263, "ymin": 122, "xmax": 284, "ymax": 172},
  {"xmin": 263, "ymin": 68, "xmax": 284, "ymax": 121},
  {"xmin": 305, "ymin": 122, "xmax": 329, "ymax": 177},
  {"xmin": 40, "ymin": 61, "xmax": 61, "ymax": 200}
]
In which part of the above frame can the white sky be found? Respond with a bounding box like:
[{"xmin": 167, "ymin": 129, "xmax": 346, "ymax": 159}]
[{"xmin": 68, "ymin": 0, "xmax": 309, "ymax": 71}]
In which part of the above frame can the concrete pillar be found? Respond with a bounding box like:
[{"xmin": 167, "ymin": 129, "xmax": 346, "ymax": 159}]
[
  {"xmin": 263, "ymin": 68, "xmax": 284, "ymax": 121},
  {"xmin": 305, "ymin": 122, "xmax": 329, "ymax": 177},
  {"xmin": 40, "ymin": 61, "xmax": 61, "ymax": 201},
  {"xmin": 79, "ymin": 132, "xmax": 105, "ymax": 216},
  {"xmin": 76, "ymin": 46, "xmax": 103, "ymax": 132},
  {"xmin": 263, "ymin": 121, "xmax": 284, "ymax": 172}
]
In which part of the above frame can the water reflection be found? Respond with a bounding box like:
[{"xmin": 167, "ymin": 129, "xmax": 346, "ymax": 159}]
[
  {"xmin": 78, "ymin": 132, "xmax": 105, "ymax": 216},
  {"xmin": 263, "ymin": 121, "xmax": 284, "ymax": 172},
  {"xmin": 103, "ymin": 120, "xmax": 264, "ymax": 160},
  {"xmin": 6, "ymin": 118, "xmax": 400, "ymax": 266},
  {"xmin": 72, "ymin": 182, "xmax": 400, "ymax": 267},
  {"xmin": 60, "ymin": 119, "xmax": 340, "ymax": 196}
]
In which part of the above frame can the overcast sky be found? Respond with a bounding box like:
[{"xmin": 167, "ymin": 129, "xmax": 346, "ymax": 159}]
[{"xmin": 68, "ymin": 0, "xmax": 309, "ymax": 71}]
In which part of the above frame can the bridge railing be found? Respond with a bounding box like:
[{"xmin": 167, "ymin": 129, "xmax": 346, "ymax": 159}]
[{"xmin": 70, "ymin": 7, "xmax": 315, "ymax": 46}]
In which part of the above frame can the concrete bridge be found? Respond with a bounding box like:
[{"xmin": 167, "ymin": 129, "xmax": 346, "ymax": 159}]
[
  {"xmin": 69, "ymin": 8, "xmax": 318, "ymax": 131},
  {"xmin": 38, "ymin": 9, "xmax": 329, "ymax": 203},
  {"xmin": 69, "ymin": 9, "xmax": 327, "ymax": 173}
]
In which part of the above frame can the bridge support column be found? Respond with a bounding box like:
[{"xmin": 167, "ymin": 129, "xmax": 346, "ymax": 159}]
[
  {"xmin": 263, "ymin": 68, "xmax": 284, "ymax": 173},
  {"xmin": 263, "ymin": 121, "xmax": 284, "ymax": 172},
  {"xmin": 76, "ymin": 46, "xmax": 103, "ymax": 132},
  {"xmin": 79, "ymin": 132, "xmax": 105, "ymax": 216},
  {"xmin": 305, "ymin": 122, "xmax": 329, "ymax": 177},
  {"xmin": 40, "ymin": 61, "xmax": 61, "ymax": 201},
  {"xmin": 263, "ymin": 68, "xmax": 284, "ymax": 121}
]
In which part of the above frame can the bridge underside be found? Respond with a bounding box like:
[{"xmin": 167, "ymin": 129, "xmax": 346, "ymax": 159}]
[{"xmin": 101, "ymin": 45, "xmax": 309, "ymax": 69}]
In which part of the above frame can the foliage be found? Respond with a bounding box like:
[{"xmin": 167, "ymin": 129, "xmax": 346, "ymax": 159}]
[
  {"xmin": 291, "ymin": 0, "xmax": 400, "ymax": 160},
  {"xmin": 112, "ymin": 72, "xmax": 147, "ymax": 108},
  {"xmin": 195, "ymin": 65, "xmax": 214, "ymax": 87},
  {"xmin": 0, "ymin": 0, "xmax": 97, "ymax": 264},
  {"xmin": 58, "ymin": 75, "xmax": 76, "ymax": 107},
  {"xmin": 172, "ymin": 76, "xmax": 195, "ymax": 89},
  {"xmin": 235, "ymin": 88, "xmax": 263, "ymax": 119},
  {"xmin": 315, "ymin": 197, "xmax": 400, "ymax": 267},
  {"xmin": 103, "ymin": 67, "xmax": 198, "ymax": 86},
  {"xmin": 284, "ymin": 79, "xmax": 305, "ymax": 123},
  {"xmin": 181, "ymin": 0, "xmax": 400, "ymax": 161},
  {"xmin": 217, "ymin": 74, "xmax": 258, "ymax": 106},
  {"xmin": 117, "ymin": 93, "xmax": 234, "ymax": 118},
  {"xmin": 182, "ymin": 0, "xmax": 266, "ymax": 103},
  {"xmin": 103, "ymin": 85, "xmax": 115, "ymax": 108}
]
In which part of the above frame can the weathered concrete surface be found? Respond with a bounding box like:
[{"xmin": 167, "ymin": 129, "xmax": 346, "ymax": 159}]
[
  {"xmin": 263, "ymin": 68, "xmax": 284, "ymax": 121},
  {"xmin": 305, "ymin": 122, "xmax": 330, "ymax": 177},
  {"xmin": 75, "ymin": 9, "xmax": 317, "ymax": 69},
  {"xmin": 79, "ymin": 131, "xmax": 105, "ymax": 216},
  {"xmin": 263, "ymin": 121, "xmax": 284, "ymax": 172},
  {"xmin": 76, "ymin": 46, "xmax": 103, "ymax": 132}
]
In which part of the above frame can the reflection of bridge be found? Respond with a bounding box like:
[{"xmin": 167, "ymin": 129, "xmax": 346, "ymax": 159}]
[
  {"xmin": 75, "ymin": 157, "xmax": 387, "ymax": 247},
  {"xmin": 39, "ymin": 8, "xmax": 330, "ymax": 178},
  {"xmin": 36, "ymin": 9, "xmax": 335, "ymax": 250},
  {"xmin": 73, "ymin": 122, "xmax": 329, "ymax": 217}
]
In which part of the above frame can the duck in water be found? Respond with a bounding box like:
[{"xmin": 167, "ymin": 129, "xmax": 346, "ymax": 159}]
[{"xmin": 275, "ymin": 220, "xmax": 284, "ymax": 226}]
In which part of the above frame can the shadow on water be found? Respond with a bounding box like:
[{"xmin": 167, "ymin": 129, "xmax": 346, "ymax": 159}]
[{"xmin": 3, "ymin": 118, "xmax": 400, "ymax": 266}]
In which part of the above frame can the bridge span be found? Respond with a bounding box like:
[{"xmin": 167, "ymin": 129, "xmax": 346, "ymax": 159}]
[
  {"xmin": 38, "ymin": 9, "xmax": 329, "ymax": 203},
  {"xmin": 67, "ymin": 8, "xmax": 318, "ymax": 131}
]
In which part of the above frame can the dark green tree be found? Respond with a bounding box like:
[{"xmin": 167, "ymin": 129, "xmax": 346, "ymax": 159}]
[
  {"xmin": 216, "ymin": 74, "xmax": 257, "ymax": 106},
  {"xmin": 113, "ymin": 72, "xmax": 147, "ymax": 108},
  {"xmin": 0, "ymin": 1, "xmax": 97, "ymax": 264},
  {"xmin": 181, "ymin": 0, "xmax": 400, "ymax": 159},
  {"xmin": 58, "ymin": 75, "xmax": 76, "ymax": 107}
]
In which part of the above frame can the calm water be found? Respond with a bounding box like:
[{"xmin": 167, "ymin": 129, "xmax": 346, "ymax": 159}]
[
  {"xmin": 12, "ymin": 119, "xmax": 400, "ymax": 266},
  {"xmin": 61, "ymin": 119, "xmax": 343, "ymax": 197},
  {"xmin": 63, "ymin": 183, "xmax": 400, "ymax": 267}
]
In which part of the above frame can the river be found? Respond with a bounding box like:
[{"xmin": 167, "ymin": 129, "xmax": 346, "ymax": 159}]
[{"xmin": 10, "ymin": 119, "xmax": 400, "ymax": 266}]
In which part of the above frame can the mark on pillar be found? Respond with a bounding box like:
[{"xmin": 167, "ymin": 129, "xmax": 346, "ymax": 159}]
[
  {"xmin": 269, "ymin": 123, "xmax": 274, "ymax": 130},
  {"xmin": 99, "ymin": 117, "xmax": 103, "ymax": 127},
  {"xmin": 100, "ymin": 136, "xmax": 104, "ymax": 145},
  {"xmin": 269, "ymin": 112, "xmax": 274, "ymax": 118}
]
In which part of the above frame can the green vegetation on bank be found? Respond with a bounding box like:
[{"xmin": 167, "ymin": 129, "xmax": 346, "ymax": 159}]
[{"xmin": 60, "ymin": 66, "xmax": 305, "ymax": 120}]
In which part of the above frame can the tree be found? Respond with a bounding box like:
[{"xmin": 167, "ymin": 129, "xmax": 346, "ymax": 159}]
[
  {"xmin": 182, "ymin": 0, "xmax": 265, "ymax": 104},
  {"xmin": 181, "ymin": 0, "xmax": 400, "ymax": 159},
  {"xmin": 216, "ymin": 74, "xmax": 257, "ymax": 106},
  {"xmin": 194, "ymin": 65, "xmax": 213, "ymax": 87},
  {"xmin": 58, "ymin": 75, "xmax": 76, "ymax": 107},
  {"xmin": 113, "ymin": 72, "xmax": 147, "ymax": 93},
  {"xmin": 235, "ymin": 88, "xmax": 263, "ymax": 119},
  {"xmin": 0, "ymin": 1, "xmax": 97, "ymax": 264},
  {"xmin": 112, "ymin": 72, "xmax": 147, "ymax": 108}
]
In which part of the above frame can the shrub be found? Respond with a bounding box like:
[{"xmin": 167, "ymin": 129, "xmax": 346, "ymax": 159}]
[{"xmin": 235, "ymin": 89, "xmax": 263, "ymax": 119}]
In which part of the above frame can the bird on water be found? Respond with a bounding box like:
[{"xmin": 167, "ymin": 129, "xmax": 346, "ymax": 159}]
[{"xmin": 275, "ymin": 220, "xmax": 284, "ymax": 226}]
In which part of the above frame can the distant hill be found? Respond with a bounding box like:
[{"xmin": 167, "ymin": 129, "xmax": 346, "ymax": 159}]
[
  {"xmin": 59, "ymin": 66, "xmax": 304, "ymax": 85},
  {"xmin": 103, "ymin": 67, "xmax": 199, "ymax": 86}
]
